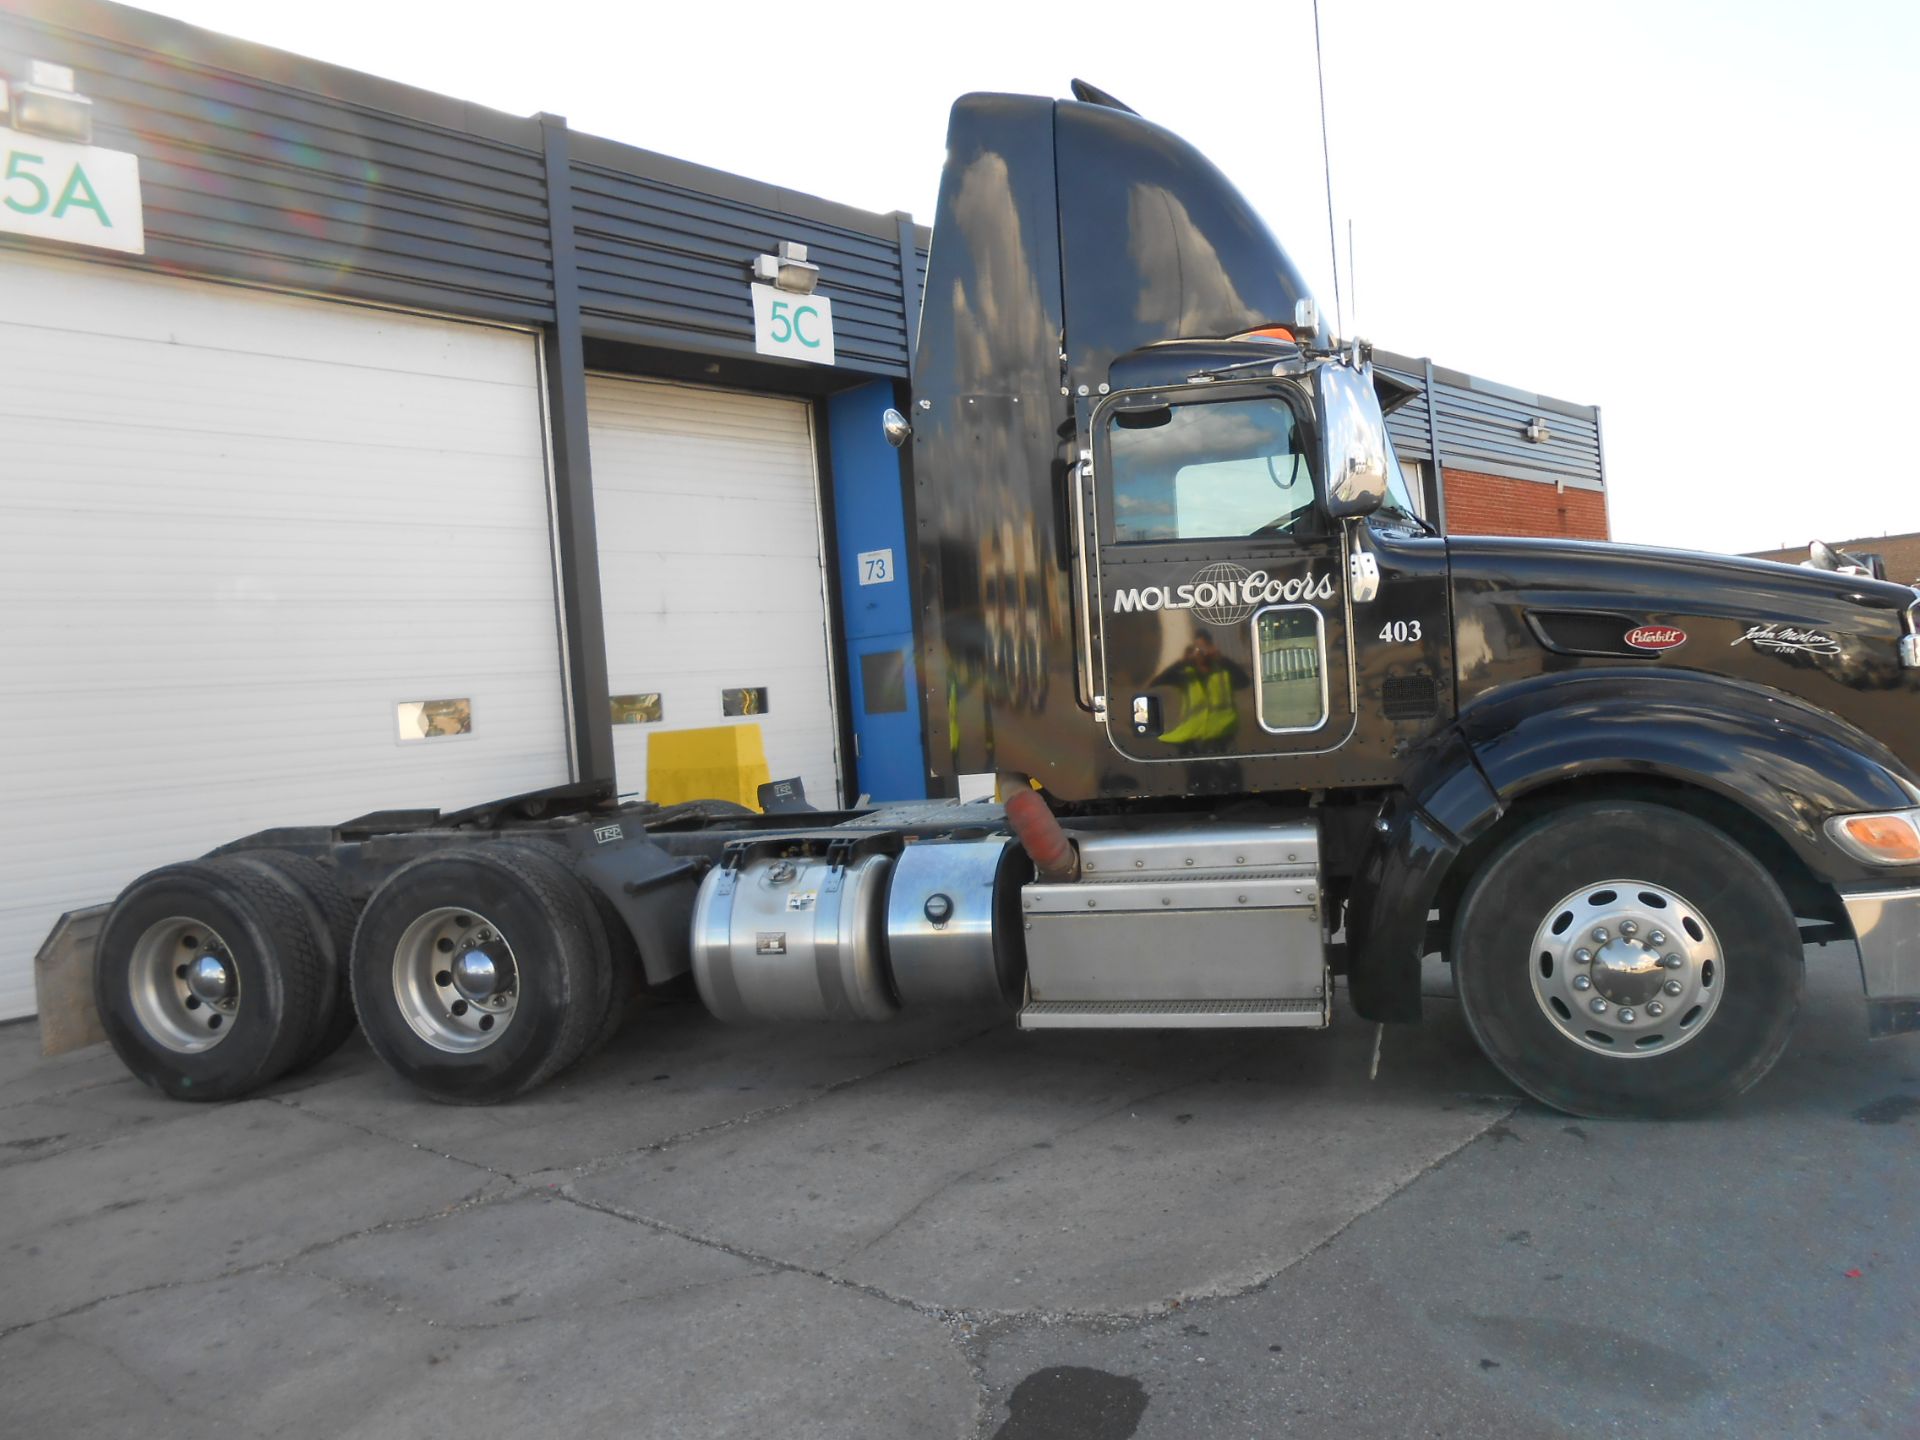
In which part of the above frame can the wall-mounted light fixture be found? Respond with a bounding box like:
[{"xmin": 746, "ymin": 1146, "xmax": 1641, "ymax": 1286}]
[
  {"xmin": 751, "ymin": 240, "xmax": 819, "ymax": 295},
  {"xmin": 1524, "ymin": 417, "xmax": 1553, "ymax": 444},
  {"xmin": 10, "ymin": 60, "xmax": 93, "ymax": 143}
]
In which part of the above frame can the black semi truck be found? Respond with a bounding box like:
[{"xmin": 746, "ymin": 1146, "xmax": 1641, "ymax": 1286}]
[{"xmin": 84, "ymin": 85, "xmax": 1920, "ymax": 1119}]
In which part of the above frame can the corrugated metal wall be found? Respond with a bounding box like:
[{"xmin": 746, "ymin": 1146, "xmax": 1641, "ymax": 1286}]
[
  {"xmin": 1376, "ymin": 350, "xmax": 1603, "ymax": 492},
  {"xmin": 0, "ymin": 2, "xmax": 556, "ymax": 324},
  {"xmin": 0, "ymin": 0, "xmax": 930, "ymax": 378},
  {"xmin": 568, "ymin": 136, "xmax": 916, "ymax": 376}
]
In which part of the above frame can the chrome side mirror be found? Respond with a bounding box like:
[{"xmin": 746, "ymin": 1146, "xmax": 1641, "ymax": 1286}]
[
  {"xmin": 1314, "ymin": 361, "xmax": 1389, "ymax": 521},
  {"xmin": 881, "ymin": 407, "xmax": 912, "ymax": 448}
]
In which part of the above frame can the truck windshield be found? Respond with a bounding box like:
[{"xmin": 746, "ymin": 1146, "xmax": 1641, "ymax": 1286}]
[{"xmin": 1109, "ymin": 396, "xmax": 1314, "ymax": 543}]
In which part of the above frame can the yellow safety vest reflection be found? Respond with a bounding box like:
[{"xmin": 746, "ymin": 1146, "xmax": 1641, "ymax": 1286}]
[{"xmin": 1159, "ymin": 666, "xmax": 1238, "ymax": 745}]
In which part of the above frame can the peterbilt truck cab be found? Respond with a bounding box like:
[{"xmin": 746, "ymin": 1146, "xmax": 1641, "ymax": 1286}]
[{"xmin": 83, "ymin": 84, "xmax": 1920, "ymax": 1120}]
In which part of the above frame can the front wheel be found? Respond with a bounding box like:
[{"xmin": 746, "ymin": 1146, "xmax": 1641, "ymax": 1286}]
[{"xmin": 1451, "ymin": 801, "xmax": 1803, "ymax": 1119}]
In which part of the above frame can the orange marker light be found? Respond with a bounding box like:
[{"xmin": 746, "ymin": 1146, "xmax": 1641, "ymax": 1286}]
[{"xmin": 1834, "ymin": 813, "xmax": 1920, "ymax": 864}]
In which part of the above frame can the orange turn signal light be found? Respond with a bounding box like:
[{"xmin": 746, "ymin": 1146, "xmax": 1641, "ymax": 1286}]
[{"xmin": 1828, "ymin": 812, "xmax": 1920, "ymax": 865}]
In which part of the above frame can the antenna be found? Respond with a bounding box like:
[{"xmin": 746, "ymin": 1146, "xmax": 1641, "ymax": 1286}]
[
  {"xmin": 1347, "ymin": 217, "xmax": 1356, "ymax": 338},
  {"xmin": 1313, "ymin": 0, "xmax": 1344, "ymax": 339}
]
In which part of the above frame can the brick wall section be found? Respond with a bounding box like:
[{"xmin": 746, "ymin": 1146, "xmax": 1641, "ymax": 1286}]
[
  {"xmin": 1442, "ymin": 468, "xmax": 1610, "ymax": 541},
  {"xmin": 1747, "ymin": 532, "xmax": 1920, "ymax": 586}
]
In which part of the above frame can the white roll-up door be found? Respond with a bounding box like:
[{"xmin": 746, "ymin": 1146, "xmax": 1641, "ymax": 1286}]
[
  {"xmin": 587, "ymin": 375, "xmax": 840, "ymax": 805},
  {"xmin": 0, "ymin": 251, "xmax": 572, "ymax": 1019}
]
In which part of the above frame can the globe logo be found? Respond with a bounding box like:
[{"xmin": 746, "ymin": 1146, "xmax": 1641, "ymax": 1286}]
[{"xmin": 1189, "ymin": 561, "xmax": 1255, "ymax": 626}]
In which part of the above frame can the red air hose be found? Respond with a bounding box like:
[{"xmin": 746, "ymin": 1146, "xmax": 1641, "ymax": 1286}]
[{"xmin": 1003, "ymin": 782, "xmax": 1079, "ymax": 883}]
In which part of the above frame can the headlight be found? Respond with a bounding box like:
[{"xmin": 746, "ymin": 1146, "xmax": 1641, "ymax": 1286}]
[{"xmin": 1826, "ymin": 809, "xmax": 1920, "ymax": 866}]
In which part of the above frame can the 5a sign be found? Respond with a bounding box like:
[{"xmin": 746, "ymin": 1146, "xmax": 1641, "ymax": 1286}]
[
  {"xmin": 0, "ymin": 125, "xmax": 143, "ymax": 254},
  {"xmin": 751, "ymin": 282, "xmax": 835, "ymax": 366}
]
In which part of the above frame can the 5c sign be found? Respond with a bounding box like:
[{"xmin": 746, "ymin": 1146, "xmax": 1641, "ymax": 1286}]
[
  {"xmin": 751, "ymin": 282, "xmax": 836, "ymax": 367},
  {"xmin": 0, "ymin": 126, "xmax": 144, "ymax": 254}
]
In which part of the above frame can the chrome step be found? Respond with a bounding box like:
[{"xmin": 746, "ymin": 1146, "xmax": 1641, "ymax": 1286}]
[{"xmin": 1017, "ymin": 996, "xmax": 1329, "ymax": 1030}]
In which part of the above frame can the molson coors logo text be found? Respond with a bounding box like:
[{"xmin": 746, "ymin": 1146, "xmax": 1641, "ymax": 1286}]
[{"xmin": 1111, "ymin": 562, "xmax": 1336, "ymax": 626}]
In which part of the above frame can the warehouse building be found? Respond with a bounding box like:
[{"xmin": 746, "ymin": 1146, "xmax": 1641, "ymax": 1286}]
[{"xmin": 0, "ymin": 0, "xmax": 1607, "ymax": 1020}]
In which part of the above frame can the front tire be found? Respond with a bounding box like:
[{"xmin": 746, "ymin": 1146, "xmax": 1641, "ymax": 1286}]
[
  {"xmin": 350, "ymin": 843, "xmax": 612, "ymax": 1104},
  {"xmin": 1451, "ymin": 801, "xmax": 1803, "ymax": 1118}
]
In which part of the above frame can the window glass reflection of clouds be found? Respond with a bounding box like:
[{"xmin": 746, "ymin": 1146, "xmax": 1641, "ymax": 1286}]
[{"xmin": 1110, "ymin": 400, "xmax": 1308, "ymax": 543}]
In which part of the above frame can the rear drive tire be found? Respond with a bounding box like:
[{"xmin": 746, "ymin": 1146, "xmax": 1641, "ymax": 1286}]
[
  {"xmin": 350, "ymin": 843, "xmax": 612, "ymax": 1104},
  {"xmin": 517, "ymin": 839, "xmax": 641, "ymax": 1056},
  {"xmin": 94, "ymin": 858, "xmax": 332, "ymax": 1101},
  {"xmin": 1452, "ymin": 800, "xmax": 1803, "ymax": 1119},
  {"xmin": 237, "ymin": 850, "xmax": 361, "ymax": 1071}
]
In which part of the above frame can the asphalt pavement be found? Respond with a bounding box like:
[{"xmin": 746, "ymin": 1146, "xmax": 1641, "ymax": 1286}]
[{"xmin": 1, "ymin": 943, "xmax": 1914, "ymax": 1438}]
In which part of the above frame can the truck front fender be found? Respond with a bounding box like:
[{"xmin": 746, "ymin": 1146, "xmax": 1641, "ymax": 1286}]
[
  {"xmin": 1462, "ymin": 670, "xmax": 1919, "ymax": 875},
  {"xmin": 1345, "ymin": 670, "xmax": 1920, "ymax": 1024}
]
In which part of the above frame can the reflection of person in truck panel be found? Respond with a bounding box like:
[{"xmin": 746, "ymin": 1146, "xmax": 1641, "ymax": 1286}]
[{"xmin": 1153, "ymin": 632, "xmax": 1245, "ymax": 750}]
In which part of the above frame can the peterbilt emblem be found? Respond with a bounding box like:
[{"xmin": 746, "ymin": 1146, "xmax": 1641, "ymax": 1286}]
[
  {"xmin": 1624, "ymin": 626, "xmax": 1687, "ymax": 652},
  {"xmin": 1112, "ymin": 562, "xmax": 1335, "ymax": 626}
]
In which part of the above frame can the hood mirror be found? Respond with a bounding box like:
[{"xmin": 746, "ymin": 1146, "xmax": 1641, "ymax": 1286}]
[
  {"xmin": 1314, "ymin": 361, "xmax": 1389, "ymax": 521},
  {"xmin": 881, "ymin": 407, "xmax": 912, "ymax": 448},
  {"xmin": 1807, "ymin": 539, "xmax": 1885, "ymax": 580}
]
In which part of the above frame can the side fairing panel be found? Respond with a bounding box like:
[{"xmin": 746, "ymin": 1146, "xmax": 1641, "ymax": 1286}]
[{"xmin": 910, "ymin": 95, "xmax": 1081, "ymax": 793}]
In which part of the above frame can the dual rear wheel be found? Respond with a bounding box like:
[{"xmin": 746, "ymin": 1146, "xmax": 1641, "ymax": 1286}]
[
  {"xmin": 94, "ymin": 851, "xmax": 356, "ymax": 1101},
  {"xmin": 96, "ymin": 842, "xmax": 637, "ymax": 1105}
]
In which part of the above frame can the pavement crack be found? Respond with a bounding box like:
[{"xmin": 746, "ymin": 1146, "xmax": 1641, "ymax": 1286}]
[
  {"xmin": 548, "ymin": 1185, "xmax": 962, "ymax": 1324},
  {"xmin": 0, "ymin": 1180, "xmax": 511, "ymax": 1343},
  {"xmin": 833, "ymin": 1045, "xmax": 1263, "ymax": 1272},
  {"xmin": 282, "ymin": 1259, "xmax": 771, "ymax": 1333},
  {"xmin": 554, "ymin": 1023, "xmax": 1004, "ymax": 1182},
  {"xmin": 261, "ymin": 1093, "xmax": 511, "ymax": 1182}
]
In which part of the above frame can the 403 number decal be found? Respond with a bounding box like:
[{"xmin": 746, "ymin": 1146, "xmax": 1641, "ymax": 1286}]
[{"xmin": 1378, "ymin": 620, "xmax": 1424, "ymax": 644}]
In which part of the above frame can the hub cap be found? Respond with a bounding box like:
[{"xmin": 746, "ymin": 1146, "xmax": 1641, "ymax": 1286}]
[
  {"xmin": 1529, "ymin": 880, "xmax": 1723, "ymax": 1058},
  {"xmin": 129, "ymin": 917, "xmax": 240, "ymax": 1053},
  {"xmin": 392, "ymin": 907, "xmax": 519, "ymax": 1053}
]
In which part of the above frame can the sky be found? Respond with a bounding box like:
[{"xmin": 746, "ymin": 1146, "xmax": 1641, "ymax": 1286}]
[{"xmin": 130, "ymin": 0, "xmax": 1920, "ymax": 557}]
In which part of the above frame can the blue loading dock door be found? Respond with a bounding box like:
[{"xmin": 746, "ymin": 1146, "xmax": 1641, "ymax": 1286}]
[{"xmin": 826, "ymin": 381, "xmax": 926, "ymax": 800}]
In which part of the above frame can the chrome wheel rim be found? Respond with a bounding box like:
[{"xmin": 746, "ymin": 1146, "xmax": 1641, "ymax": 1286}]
[
  {"xmin": 1529, "ymin": 879, "xmax": 1724, "ymax": 1059},
  {"xmin": 392, "ymin": 907, "xmax": 518, "ymax": 1053},
  {"xmin": 129, "ymin": 916, "xmax": 240, "ymax": 1053}
]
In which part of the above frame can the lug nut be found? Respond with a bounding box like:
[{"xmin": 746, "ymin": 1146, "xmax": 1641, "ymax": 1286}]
[
  {"xmin": 1572, "ymin": 974, "xmax": 1593, "ymax": 992},
  {"xmin": 1589, "ymin": 998, "xmax": 1609, "ymax": 1015},
  {"xmin": 1619, "ymin": 920, "xmax": 1638, "ymax": 937},
  {"xmin": 1648, "ymin": 931, "xmax": 1667, "ymax": 946},
  {"xmin": 1646, "ymin": 1001, "xmax": 1665, "ymax": 1018},
  {"xmin": 1664, "ymin": 978, "xmax": 1684, "ymax": 996},
  {"xmin": 1574, "ymin": 949, "xmax": 1592, "ymax": 964},
  {"xmin": 1663, "ymin": 954, "xmax": 1683, "ymax": 969},
  {"xmin": 1618, "ymin": 1008, "xmax": 1636, "ymax": 1024},
  {"xmin": 1592, "ymin": 928, "xmax": 1609, "ymax": 944}
]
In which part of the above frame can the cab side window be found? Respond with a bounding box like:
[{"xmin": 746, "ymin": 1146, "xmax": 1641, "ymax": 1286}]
[{"xmin": 1108, "ymin": 396, "xmax": 1312, "ymax": 544}]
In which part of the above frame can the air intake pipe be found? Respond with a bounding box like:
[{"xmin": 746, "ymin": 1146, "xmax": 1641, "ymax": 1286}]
[{"xmin": 1000, "ymin": 775, "xmax": 1079, "ymax": 883}]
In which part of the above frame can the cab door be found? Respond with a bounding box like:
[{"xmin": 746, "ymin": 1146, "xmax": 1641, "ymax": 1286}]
[{"xmin": 1087, "ymin": 383, "xmax": 1356, "ymax": 765}]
